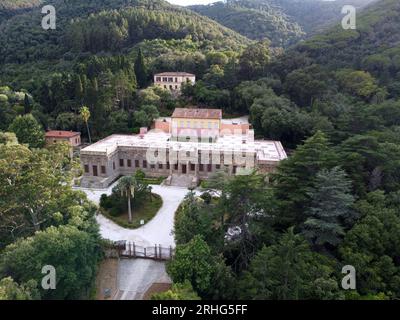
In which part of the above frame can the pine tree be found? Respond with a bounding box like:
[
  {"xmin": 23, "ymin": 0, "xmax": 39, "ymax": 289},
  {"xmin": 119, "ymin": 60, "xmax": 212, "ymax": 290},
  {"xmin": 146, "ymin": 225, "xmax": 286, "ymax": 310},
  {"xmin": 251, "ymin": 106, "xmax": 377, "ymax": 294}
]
[
  {"xmin": 134, "ymin": 48, "xmax": 148, "ymax": 88},
  {"xmin": 238, "ymin": 228, "xmax": 342, "ymax": 300},
  {"xmin": 302, "ymin": 167, "xmax": 355, "ymax": 249},
  {"xmin": 272, "ymin": 131, "xmax": 337, "ymax": 226}
]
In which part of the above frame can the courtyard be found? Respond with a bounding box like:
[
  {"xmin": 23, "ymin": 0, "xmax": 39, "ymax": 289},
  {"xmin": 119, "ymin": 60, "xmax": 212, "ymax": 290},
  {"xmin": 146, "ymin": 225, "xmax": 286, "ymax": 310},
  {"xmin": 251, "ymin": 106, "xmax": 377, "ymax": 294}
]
[{"xmin": 74, "ymin": 181, "xmax": 192, "ymax": 248}]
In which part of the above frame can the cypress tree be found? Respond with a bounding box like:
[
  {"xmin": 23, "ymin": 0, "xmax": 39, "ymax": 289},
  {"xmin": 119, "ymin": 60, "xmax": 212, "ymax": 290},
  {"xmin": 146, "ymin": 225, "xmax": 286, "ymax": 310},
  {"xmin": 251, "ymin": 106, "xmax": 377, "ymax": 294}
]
[
  {"xmin": 23, "ymin": 94, "xmax": 31, "ymax": 114},
  {"xmin": 134, "ymin": 48, "xmax": 148, "ymax": 88}
]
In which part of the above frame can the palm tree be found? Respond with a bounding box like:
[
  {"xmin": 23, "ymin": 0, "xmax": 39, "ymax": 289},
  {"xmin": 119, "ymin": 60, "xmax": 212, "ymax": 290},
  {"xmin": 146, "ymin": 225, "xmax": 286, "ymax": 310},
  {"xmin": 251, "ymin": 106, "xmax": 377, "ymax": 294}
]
[
  {"xmin": 80, "ymin": 106, "xmax": 92, "ymax": 143},
  {"xmin": 114, "ymin": 176, "xmax": 136, "ymax": 223}
]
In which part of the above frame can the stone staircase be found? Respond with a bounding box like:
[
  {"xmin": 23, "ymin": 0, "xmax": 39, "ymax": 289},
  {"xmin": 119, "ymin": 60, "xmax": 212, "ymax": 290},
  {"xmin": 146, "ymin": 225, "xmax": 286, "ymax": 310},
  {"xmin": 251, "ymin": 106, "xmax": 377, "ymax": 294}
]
[{"xmin": 164, "ymin": 174, "xmax": 198, "ymax": 188}]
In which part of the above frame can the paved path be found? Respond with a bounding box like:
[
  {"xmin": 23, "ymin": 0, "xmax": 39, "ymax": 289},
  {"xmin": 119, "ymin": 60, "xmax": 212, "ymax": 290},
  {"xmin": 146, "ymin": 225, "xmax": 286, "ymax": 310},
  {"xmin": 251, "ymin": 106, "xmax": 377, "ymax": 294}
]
[
  {"xmin": 114, "ymin": 259, "xmax": 171, "ymax": 300},
  {"xmin": 74, "ymin": 183, "xmax": 190, "ymax": 247}
]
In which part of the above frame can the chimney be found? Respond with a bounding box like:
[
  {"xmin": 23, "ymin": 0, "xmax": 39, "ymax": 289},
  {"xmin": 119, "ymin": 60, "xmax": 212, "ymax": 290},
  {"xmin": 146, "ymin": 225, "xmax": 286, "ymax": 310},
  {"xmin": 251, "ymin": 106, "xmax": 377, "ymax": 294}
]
[{"xmin": 139, "ymin": 127, "xmax": 148, "ymax": 139}]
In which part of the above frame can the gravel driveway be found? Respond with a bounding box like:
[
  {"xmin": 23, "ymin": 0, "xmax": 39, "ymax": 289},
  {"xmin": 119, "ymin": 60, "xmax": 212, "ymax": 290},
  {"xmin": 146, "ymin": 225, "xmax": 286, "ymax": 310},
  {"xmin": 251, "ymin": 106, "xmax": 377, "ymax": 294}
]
[{"xmin": 74, "ymin": 182, "xmax": 190, "ymax": 247}]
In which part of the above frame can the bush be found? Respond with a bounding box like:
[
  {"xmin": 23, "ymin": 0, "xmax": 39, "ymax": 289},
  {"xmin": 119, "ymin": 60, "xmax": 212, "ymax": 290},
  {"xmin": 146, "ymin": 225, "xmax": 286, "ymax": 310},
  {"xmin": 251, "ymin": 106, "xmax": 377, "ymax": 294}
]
[{"xmin": 200, "ymin": 192, "xmax": 212, "ymax": 204}]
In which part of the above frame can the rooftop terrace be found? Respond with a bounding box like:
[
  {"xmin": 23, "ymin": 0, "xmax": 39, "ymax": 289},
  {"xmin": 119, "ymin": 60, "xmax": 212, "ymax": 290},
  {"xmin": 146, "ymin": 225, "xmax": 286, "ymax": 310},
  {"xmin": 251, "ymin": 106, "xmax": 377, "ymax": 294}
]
[{"xmin": 81, "ymin": 130, "xmax": 287, "ymax": 162}]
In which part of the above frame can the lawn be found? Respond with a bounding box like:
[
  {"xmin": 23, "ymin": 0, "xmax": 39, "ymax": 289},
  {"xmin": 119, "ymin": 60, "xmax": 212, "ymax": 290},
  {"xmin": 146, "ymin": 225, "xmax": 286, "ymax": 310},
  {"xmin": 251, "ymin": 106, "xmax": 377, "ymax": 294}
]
[{"xmin": 100, "ymin": 193, "xmax": 163, "ymax": 229}]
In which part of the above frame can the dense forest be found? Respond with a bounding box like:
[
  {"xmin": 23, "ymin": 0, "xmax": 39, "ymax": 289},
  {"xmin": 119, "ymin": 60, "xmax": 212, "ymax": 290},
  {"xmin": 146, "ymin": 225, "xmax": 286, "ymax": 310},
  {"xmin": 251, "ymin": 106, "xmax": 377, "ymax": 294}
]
[
  {"xmin": 0, "ymin": 0, "xmax": 43, "ymax": 22},
  {"xmin": 189, "ymin": 0, "xmax": 376, "ymax": 45},
  {"xmin": 1, "ymin": 0, "xmax": 400, "ymax": 300}
]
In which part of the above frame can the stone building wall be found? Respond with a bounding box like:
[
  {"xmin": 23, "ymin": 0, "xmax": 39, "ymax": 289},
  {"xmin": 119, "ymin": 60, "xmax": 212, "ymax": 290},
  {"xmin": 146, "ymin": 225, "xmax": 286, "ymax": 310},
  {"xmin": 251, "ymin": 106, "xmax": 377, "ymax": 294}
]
[{"xmin": 80, "ymin": 146, "xmax": 266, "ymax": 188}]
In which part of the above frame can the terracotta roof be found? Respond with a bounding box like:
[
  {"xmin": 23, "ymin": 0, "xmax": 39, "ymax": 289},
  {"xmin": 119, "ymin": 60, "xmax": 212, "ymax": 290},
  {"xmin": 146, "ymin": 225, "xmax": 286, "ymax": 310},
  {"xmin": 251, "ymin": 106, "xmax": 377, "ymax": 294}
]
[
  {"xmin": 172, "ymin": 108, "xmax": 222, "ymax": 120},
  {"xmin": 155, "ymin": 72, "xmax": 195, "ymax": 77},
  {"xmin": 45, "ymin": 130, "xmax": 80, "ymax": 138}
]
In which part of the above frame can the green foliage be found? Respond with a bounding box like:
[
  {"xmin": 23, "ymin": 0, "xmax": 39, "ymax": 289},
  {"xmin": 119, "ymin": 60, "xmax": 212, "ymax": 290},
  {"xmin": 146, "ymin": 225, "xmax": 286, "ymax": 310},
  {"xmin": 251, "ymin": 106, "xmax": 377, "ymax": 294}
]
[
  {"xmin": 99, "ymin": 193, "xmax": 162, "ymax": 229},
  {"xmin": 238, "ymin": 228, "xmax": 343, "ymax": 300},
  {"xmin": 174, "ymin": 192, "xmax": 215, "ymax": 245},
  {"xmin": 336, "ymin": 69, "xmax": 380, "ymax": 100},
  {"xmin": 167, "ymin": 234, "xmax": 236, "ymax": 299},
  {"xmin": 0, "ymin": 224, "xmax": 101, "ymax": 299},
  {"xmin": 339, "ymin": 191, "xmax": 400, "ymax": 298},
  {"xmin": 272, "ymin": 131, "xmax": 337, "ymax": 226},
  {"xmin": 151, "ymin": 281, "xmax": 200, "ymax": 300},
  {"xmin": 0, "ymin": 139, "xmax": 97, "ymax": 248},
  {"xmin": 167, "ymin": 235, "xmax": 214, "ymax": 294},
  {"xmin": 0, "ymin": 277, "xmax": 39, "ymax": 300},
  {"xmin": 134, "ymin": 104, "xmax": 159, "ymax": 128},
  {"xmin": 302, "ymin": 167, "xmax": 356, "ymax": 249},
  {"xmin": 0, "ymin": 131, "xmax": 18, "ymax": 145},
  {"xmin": 135, "ymin": 48, "xmax": 148, "ymax": 88},
  {"xmin": 238, "ymin": 40, "xmax": 270, "ymax": 80},
  {"xmin": 190, "ymin": 0, "xmax": 304, "ymax": 46},
  {"xmin": 8, "ymin": 114, "xmax": 44, "ymax": 148}
]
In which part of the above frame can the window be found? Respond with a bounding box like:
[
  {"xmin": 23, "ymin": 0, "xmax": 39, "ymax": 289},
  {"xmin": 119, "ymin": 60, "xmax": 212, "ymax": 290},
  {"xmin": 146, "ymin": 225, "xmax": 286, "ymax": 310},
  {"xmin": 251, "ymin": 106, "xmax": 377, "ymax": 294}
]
[
  {"xmin": 168, "ymin": 77, "xmax": 173, "ymax": 82},
  {"xmin": 143, "ymin": 160, "xmax": 147, "ymax": 168},
  {"xmin": 84, "ymin": 165, "xmax": 89, "ymax": 173},
  {"xmin": 135, "ymin": 160, "xmax": 139, "ymax": 168},
  {"xmin": 164, "ymin": 85, "xmax": 167, "ymax": 89},
  {"xmin": 101, "ymin": 166, "xmax": 106, "ymax": 174},
  {"xmin": 150, "ymin": 164, "xmax": 155, "ymax": 169},
  {"xmin": 113, "ymin": 162, "xmax": 115, "ymax": 170},
  {"xmin": 190, "ymin": 164, "xmax": 195, "ymax": 171},
  {"xmin": 207, "ymin": 164, "xmax": 212, "ymax": 172},
  {"xmin": 166, "ymin": 163, "xmax": 170, "ymax": 170},
  {"xmin": 175, "ymin": 77, "xmax": 178, "ymax": 82},
  {"xmin": 162, "ymin": 77, "xmax": 168, "ymax": 82},
  {"xmin": 156, "ymin": 77, "xmax": 161, "ymax": 81},
  {"xmin": 169, "ymin": 85, "xmax": 173, "ymax": 90},
  {"xmin": 174, "ymin": 164, "xmax": 178, "ymax": 171},
  {"xmin": 175, "ymin": 85, "xmax": 178, "ymax": 89},
  {"xmin": 159, "ymin": 164, "xmax": 163, "ymax": 170},
  {"xmin": 119, "ymin": 159, "xmax": 124, "ymax": 167},
  {"xmin": 93, "ymin": 165, "xmax": 98, "ymax": 177},
  {"xmin": 199, "ymin": 164, "xmax": 204, "ymax": 172},
  {"xmin": 216, "ymin": 165, "xmax": 221, "ymax": 170},
  {"xmin": 127, "ymin": 159, "xmax": 132, "ymax": 167}
]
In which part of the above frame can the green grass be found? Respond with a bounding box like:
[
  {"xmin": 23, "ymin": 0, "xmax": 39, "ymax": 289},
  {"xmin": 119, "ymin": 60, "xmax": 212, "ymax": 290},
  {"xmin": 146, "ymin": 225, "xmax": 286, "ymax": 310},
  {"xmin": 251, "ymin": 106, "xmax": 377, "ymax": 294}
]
[{"xmin": 99, "ymin": 193, "xmax": 163, "ymax": 229}]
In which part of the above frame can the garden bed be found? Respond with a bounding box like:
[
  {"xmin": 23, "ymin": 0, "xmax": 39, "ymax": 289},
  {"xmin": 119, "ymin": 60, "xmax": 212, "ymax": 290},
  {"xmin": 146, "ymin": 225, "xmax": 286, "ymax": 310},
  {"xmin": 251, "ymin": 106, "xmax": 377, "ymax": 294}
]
[{"xmin": 99, "ymin": 193, "xmax": 163, "ymax": 229}]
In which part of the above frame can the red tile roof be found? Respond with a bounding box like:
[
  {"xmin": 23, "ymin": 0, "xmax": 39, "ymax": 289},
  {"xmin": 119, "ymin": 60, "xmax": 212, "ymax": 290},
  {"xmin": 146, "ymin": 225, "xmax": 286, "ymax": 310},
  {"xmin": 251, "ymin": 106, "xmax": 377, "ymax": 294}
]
[
  {"xmin": 45, "ymin": 130, "xmax": 80, "ymax": 138},
  {"xmin": 172, "ymin": 108, "xmax": 222, "ymax": 120}
]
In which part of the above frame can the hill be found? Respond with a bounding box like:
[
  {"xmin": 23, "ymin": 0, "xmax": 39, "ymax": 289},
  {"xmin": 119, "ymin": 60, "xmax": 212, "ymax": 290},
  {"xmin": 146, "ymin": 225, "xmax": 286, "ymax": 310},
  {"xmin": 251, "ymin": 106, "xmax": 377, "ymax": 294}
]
[
  {"xmin": 0, "ymin": 0, "xmax": 249, "ymax": 65},
  {"xmin": 0, "ymin": 0, "xmax": 43, "ymax": 21},
  {"xmin": 189, "ymin": 0, "xmax": 376, "ymax": 46},
  {"xmin": 273, "ymin": 0, "xmax": 400, "ymax": 98}
]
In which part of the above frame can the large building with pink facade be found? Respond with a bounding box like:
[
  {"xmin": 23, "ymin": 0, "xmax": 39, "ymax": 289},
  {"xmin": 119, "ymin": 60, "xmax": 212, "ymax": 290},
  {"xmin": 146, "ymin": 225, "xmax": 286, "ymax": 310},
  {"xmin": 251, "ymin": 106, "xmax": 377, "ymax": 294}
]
[{"xmin": 80, "ymin": 108, "xmax": 287, "ymax": 188}]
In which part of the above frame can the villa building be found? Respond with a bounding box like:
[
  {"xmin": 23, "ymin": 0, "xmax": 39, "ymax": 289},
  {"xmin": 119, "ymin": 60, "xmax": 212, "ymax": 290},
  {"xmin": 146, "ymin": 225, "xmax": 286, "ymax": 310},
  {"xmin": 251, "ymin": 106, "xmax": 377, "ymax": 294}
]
[
  {"xmin": 154, "ymin": 72, "xmax": 195, "ymax": 94},
  {"xmin": 45, "ymin": 130, "xmax": 81, "ymax": 146},
  {"xmin": 80, "ymin": 108, "xmax": 287, "ymax": 188},
  {"xmin": 46, "ymin": 130, "xmax": 81, "ymax": 157}
]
